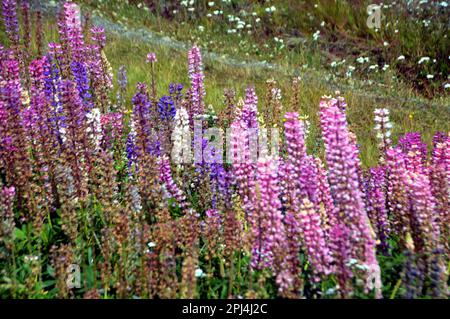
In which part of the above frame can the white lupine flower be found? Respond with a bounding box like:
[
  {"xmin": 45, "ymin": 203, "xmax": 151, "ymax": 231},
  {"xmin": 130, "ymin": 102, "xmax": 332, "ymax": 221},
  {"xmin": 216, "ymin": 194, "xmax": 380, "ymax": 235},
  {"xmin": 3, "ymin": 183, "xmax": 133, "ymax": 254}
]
[
  {"xmin": 86, "ymin": 108, "xmax": 102, "ymax": 148},
  {"xmin": 172, "ymin": 107, "xmax": 192, "ymax": 165}
]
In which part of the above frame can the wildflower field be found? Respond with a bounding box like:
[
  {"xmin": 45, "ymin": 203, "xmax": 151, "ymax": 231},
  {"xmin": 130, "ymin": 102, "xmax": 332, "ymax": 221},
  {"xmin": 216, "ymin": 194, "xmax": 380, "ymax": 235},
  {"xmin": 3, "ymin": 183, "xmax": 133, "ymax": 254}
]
[{"xmin": 0, "ymin": 0, "xmax": 449, "ymax": 299}]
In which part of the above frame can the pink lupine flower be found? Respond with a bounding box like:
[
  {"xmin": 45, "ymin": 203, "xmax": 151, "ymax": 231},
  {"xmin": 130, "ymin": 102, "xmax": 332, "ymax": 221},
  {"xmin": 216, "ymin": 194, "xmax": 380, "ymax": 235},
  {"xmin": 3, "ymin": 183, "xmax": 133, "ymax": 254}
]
[
  {"xmin": 159, "ymin": 155, "xmax": 188, "ymax": 208},
  {"xmin": 250, "ymin": 157, "xmax": 286, "ymax": 271},
  {"xmin": 398, "ymin": 132, "xmax": 428, "ymax": 174},
  {"xmin": 429, "ymin": 133, "xmax": 449, "ymax": 253},
  {"xmin": 314, "ymin": 157, "xmax": 336, "ymax": 234},
  {"xmin": 366, "ymin": 166, "xmax": 390, "ymax": 252},
  {"xmin": 146, "ymin": 52, "xmax": 157, "ymax": 63},
  {"xmin": 2, "ymin": 0, "xmax": 19, "ymax": 46},
  {"xmin": 385, "ymin": 147, "xmax": 411, "ymax": 240},
  {"xmin": 188, "ymin": 44, "xmax": 205, "ymax": 117},
  {"xmin": 320, "ymin": 96, "xmax": 380, "ymax": 297},
  {"xmin": 404, "ymin": 171, "xmax": 439, "ymax": 254},
  {"xmin": 229, "ymin": 120, "xmax": 256, "ymax": 216},
  {"xmin": 241, "ymin": 86, "xmax": 259, "ymax": 130},
  {"xmin": 62, "ymin": 2, "xmax": 85, "ymax": 62},
  {"xmin": 298, "ymin": 198, "xmax": 333, "ymax": 282}
]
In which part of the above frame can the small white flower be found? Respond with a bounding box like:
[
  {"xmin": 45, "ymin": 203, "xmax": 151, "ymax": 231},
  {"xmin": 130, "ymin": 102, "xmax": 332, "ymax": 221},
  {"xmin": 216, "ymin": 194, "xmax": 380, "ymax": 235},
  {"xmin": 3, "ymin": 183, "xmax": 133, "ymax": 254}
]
[
  {"xmin": 382, "ymin": 64, "xmax": 389, "ymax": 71},
  {"xmin": 148, "ymin": 242, "xmax": 156, "ymax": 248},
  {"xmin": 195, "ymin": 268, "xmax": 205, "ymax": 277},
  {"xmin": 320, "ymin": 21, "xmax": 325, "ymax": 27},
  {"xmin": 383, "ymin": 41, "xmax": 389, "ymax": 46},
  {"xmin": 440, "ymin": 1, "xmax": 448, "ymax": 7},
  {"xmin": 208, "ymin": 1, "xmax": 215, "ymax": 6},
  {"xmin": 426, "ymin": 74, "xmax": 434, "ymax": 79},
  {"xmin": 397, "ymin": 55, "xmax": 405, "ymax": 61},
  {"xmin": 356, "ymin": 56, "xmax": 369, "ymax": 64},
  {"xmin": 444, "ymin": 83, "xmax": 450, "ymax": 89},
  {"xmin": 312, "ymin": 30, "xmax": 320, "ymax": 41},
  {"xmin": 198, "ymin": 25, "xmax": 205, "ymax": 32},
  {"xmin": 418, "ymin": 56, "xmax": 430, "ymax": 64},
  {"xmin": 368, "ymin": 64, "xmax": 378, "ymax": 70}
]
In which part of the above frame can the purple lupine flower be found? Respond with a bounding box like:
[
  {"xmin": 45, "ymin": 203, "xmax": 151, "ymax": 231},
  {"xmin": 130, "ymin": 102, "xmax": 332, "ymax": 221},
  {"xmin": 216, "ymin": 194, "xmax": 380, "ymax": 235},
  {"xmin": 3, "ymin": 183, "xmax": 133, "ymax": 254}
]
[
  {"xmin": 62, "ymin": 2, "xmax": 85, "ymax": 62},
  {"xmin": 229, "ymin": 120, "xmax": 256, "ymax": 216},
  {"xmin": 91, "ymin": 26, "xmax": 106, "ymax": 49},
  {"xmin": 298, "ymin": 198, "xmax": 333, "ymax": 282},
  {"xmin": 404, "ymin": 171, "xmax": 439, "ymax": 254},
  {"xmin": 366, "ymin": 166, "xmax": 390, "ymax": 253},
  {"xmin": 429, "ymin": 132, "xmax": 449, "ymax": 253},
  {"xmin": 314, "ymin": 157, "xmax": 336, "ymax": 234},
  {"xmin": 117, "ymin": 65, "xmax": 127, "ymax": 110},
  {"xmin": 71, "ymin": 61, "xmax": 93, "ymax": 113},
  {"xmin": 157, "ymin": 95, "xmax": 176, "ymax": 121},
  {"xmin": 398, "ymin": 132, "xmax": 428, "ymax": 174},
  {"xmin": 188, "ymin": 44, "xmax": 205, "ymax": 117},
  {"xmin": 250, "ymin": 157, "xmax": 286, "ymax": 272},
  {"xmin": 2, "ymin": 0, "xmax": 19, "ymax": 46},
  {"xmin": 43, "ymin": 53, "xmax": 66, "ymax": 147},
  {"xmin": 319, "ymin": 97, "xmax": 381, "ymax": 297},
  {"xmin": 329, "ymin": 223, "xmax": 353, "ymax": 298},
  {"xmin": 159, "ymin": 155, "xmax": 187, "ymax": 208},
  {"xmin": 146, "ymin": 52, "xmax": 157, "ymax": 63},
  {"xmin": 240, "ymin": 86, "xmax": 259, "ymax": 130},
  {"xmin": 385, "ymin": 147, "xmax": 411, "ymax": 240}
]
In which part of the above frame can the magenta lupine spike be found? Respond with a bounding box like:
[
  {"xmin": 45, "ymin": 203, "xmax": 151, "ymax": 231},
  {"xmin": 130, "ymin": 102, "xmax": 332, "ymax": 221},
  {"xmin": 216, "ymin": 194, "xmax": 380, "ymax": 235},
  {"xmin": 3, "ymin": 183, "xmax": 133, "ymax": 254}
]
[
  {"xmin": 314, "ymin": 157, "xmax": 336, "ymax": 234},
  {"xmin": 188, "ymin": 44, "xmax": 205, "ymax": 117},
  {"xmin": 241, "ymin": 86, "xmax": 259, "ymax": 130},
  {"xmin": 366, "ymin": 166, "xmax": 390, "ymax": 252},
  {"xmin": 284, "ymin": 112, "xmax": 306, "ymax": 166},
  {"xmin": 299, "ymin": 155, "xmax": 320, "ymax": 204},
  {"xmin": 298, "ymin": 198, "xmax": 333, "ymax": 282},
  {"xmin": 2, "ymin": 0, "xmax": 20, "ymax": 46},
  {"xmin": 329, "ymin": 223, "xmax": 353, "ymax": 297},
  {"xmin": 89, "ymin": 26, "xmax": 112, "ymax": 111},
  {"xmin": 398, "ymin": 132, "xmax": 428, "ymax": 174},
  {"xmin": 385, "ymin": 147, "xmax": 411, "ymax": 241},
  {"xmin": 405, "ymin": 171, "xmax": 440, "ymax": 254},
  {"xmin": 250, "ymin": 157, "xmax": 287, "ymax": 273},
  {"xmin": 146, "ymin": 52, "xmax": 157, "ymax": 63},
  {"xmin": 283, "ymin": 111, "xmax": 306, "ymax": 203},
  {"xmin": 91, "ymin": 26, "xmax": 106, "ymax": 49},
  {"xmin": 62, "ymin": 2, "xmax": 85, "ymax": 62},
  {"xmin": 159, "ymin": 155, "xmax": 188, "ymax": 208},
  {"xmin": 229, "ymin": 119, "xmax": 256, "ymax": 215},
  {"xmin": 319, "ymin": 97, "xmax": 380, "ymax": 296},
  {"xmin": 429, "ymin": 133, "xmax": 449, "ymax": 253}
]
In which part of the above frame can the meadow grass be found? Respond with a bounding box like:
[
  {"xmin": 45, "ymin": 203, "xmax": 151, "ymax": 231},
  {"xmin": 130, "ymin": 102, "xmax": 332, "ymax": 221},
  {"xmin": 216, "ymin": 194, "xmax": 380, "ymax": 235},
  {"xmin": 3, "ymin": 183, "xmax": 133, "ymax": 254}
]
[{"xmin": 5, "ymin": 1, "xmax": 448, "ymax": 168}]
